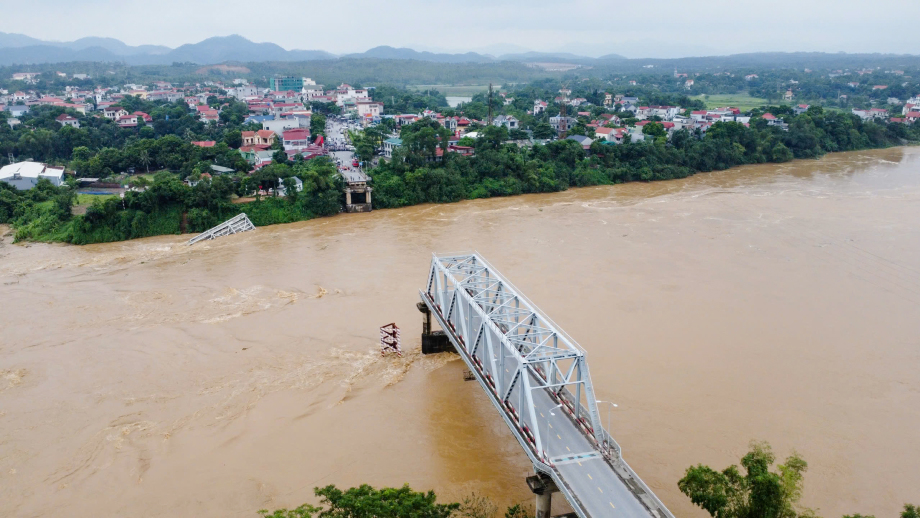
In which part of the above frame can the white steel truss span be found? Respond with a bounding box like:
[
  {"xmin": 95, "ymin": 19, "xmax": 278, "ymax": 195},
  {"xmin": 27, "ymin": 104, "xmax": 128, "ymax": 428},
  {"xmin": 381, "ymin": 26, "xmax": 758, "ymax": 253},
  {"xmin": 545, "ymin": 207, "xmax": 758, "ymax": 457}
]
[{"xmin": 420, "ymin": 252, "xmax": 675, "ymax": 518}]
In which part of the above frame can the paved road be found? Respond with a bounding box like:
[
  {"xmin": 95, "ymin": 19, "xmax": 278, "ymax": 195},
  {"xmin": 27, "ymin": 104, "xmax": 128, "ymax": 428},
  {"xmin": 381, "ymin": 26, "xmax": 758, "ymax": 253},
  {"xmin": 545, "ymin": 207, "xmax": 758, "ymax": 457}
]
[
  {"xmin": 325, "ymin": 118, "xmax": 369, "ymax": 183},
  {"xmin": 528, "ymin": 373, "xmax": 654, "ymax": 517}
]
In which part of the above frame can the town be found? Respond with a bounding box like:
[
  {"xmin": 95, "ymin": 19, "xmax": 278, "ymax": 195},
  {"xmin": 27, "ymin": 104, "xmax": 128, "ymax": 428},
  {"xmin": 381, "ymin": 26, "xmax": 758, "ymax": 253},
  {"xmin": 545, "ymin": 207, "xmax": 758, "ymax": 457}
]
[{"xmin": 2, "ymin": 63, "xmax": 920, "ymax": 243}]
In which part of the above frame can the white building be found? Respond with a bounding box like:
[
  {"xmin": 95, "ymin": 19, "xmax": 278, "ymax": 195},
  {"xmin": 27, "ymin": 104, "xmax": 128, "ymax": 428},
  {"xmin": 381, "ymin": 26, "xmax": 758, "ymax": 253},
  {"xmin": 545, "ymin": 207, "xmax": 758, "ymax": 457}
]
[
  {"xmin": 334, "ymin": 83, "xmax": 369, "ymax": 107},
  {"xmin": 356, "ymin": 100, "xmax": 383, "ymax": 119},
  {"xmin": 492, "ymin": 115, "xmax": 519, "ymax": 130},
  {"xmin": 534, "ymin": 100, "xmax": 548, "ymax": 115},
  {"xmin": 0, "ymin": 162, "xmax": 65, "ymax": 190},
  {"xmin": 56, "ymin": 114, "xmax": 80, "ymax": 128},
  {"xmin": 262, "ymin": 118, "xmax": 301, "ymax": 136}
]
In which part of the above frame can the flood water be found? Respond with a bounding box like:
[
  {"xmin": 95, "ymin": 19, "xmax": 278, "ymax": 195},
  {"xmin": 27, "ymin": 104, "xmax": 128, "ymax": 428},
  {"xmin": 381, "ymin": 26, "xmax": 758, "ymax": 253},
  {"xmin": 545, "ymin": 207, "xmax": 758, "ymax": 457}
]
[{"xmin": 1, "ymin": 147, "xmax": 919, "ymax": 518}]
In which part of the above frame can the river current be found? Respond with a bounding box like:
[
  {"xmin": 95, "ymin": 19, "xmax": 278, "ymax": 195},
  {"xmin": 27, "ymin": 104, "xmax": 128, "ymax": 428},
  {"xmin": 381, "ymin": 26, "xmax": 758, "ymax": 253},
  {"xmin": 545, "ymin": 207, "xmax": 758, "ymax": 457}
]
[{"xmin": 1, "ymin": 147, "xmax": 918, "ymax": 517}]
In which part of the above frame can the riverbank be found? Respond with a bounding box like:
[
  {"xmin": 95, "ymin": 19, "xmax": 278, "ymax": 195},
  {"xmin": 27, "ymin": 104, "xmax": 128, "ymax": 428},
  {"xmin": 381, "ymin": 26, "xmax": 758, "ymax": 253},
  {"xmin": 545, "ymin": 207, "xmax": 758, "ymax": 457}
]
[{"xmin": 5, "ymin": 140, "xmax": 916, "ymax": 246}]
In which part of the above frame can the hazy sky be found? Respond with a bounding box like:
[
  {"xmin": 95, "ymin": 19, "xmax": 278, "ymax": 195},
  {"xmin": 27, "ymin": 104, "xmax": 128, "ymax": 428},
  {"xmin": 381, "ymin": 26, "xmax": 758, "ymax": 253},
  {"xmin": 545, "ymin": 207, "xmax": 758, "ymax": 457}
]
[{"xmin": 5, "ymin": 0, "xmax": 920, "ymax": 58}]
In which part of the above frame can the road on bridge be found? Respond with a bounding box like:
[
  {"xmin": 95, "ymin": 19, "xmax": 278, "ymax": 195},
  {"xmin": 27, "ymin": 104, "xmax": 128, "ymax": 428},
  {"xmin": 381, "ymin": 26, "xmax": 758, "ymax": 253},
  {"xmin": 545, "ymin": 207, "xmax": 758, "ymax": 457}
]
[{"xmin": 529, "ymin": 371, "xmax": 653, "ymax": 517}]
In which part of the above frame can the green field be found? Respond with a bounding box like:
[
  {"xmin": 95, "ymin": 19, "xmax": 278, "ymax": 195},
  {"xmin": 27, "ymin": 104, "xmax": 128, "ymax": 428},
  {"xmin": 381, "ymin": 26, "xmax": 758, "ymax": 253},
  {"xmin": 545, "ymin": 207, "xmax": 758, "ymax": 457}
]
[
  {"xmin": 407, "ymin": 84, "xmax": 494, "ymax": 97},
  {"xmin": 692, "ymin": 93, "xmax": 773, "ymax": 111}
]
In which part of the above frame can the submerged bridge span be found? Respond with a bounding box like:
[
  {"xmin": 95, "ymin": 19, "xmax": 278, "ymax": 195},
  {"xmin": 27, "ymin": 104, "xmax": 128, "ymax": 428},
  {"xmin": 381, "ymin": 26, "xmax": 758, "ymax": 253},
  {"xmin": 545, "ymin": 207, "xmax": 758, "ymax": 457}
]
[{"xmin": 419, "ymin": 253, "xmax": 674, "ymax": 518}]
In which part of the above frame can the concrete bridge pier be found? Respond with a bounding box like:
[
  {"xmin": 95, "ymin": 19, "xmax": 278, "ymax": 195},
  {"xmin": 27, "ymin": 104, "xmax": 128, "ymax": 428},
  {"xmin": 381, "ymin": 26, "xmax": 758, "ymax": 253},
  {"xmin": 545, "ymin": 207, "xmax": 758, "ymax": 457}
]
[
  {"xmin": 526, "ymin": 473, "xmax": 559, "ymax": 518},
  {"xmin": 416, "ymin": 302, "xmax": 453, "ymax": 354}
]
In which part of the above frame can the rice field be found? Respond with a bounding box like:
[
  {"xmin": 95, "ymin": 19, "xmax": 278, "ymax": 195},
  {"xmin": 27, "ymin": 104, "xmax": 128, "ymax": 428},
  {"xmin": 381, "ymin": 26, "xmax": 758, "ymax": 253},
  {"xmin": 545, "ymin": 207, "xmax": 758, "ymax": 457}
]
[{"xmin": 691, "ymin": 93, "xmax": 772, "ymax": 111}]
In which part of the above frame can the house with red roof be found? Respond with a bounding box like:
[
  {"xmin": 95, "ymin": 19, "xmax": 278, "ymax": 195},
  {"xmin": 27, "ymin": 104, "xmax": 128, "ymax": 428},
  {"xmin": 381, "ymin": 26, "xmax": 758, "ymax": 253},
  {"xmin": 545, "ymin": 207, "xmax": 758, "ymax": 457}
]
[
  {"xmin": 133, "ymin": 111, "xmax": 152, "ymax": 123},
  {"xmin": 56, "ymin": 114, "xmax": 80, "ymax": 128},
  {"xmin": 242, "ymin": 130, "xmax": 276, "ymax": 147},
  {"xmin": 282, "ymin": 128, "xmax": 310, "ymax": 151},
  {"xmin": 200, "ymin": 109, "xmax": 220, "ymax": 123},
  {"xmin": 191, "ymin": 141, "xmax": 216, "ymax": 148},
  {"xmin": 636, "ymin": 120, "xmax": 676, "ymax": 130},
  {"xmin": 116, "ymin": 114, "xmax": 139, "ymax": 128},
  {"xmin": 534, "ymin": 100, "xmax": 548, "ymax": 115},
  {"xmin": 594, "ymin": 127, "xmax": 615, "ymax": 141},
  {"xmin": 103, "ymin": 106, "xmax": 128, "ymax": 120}
]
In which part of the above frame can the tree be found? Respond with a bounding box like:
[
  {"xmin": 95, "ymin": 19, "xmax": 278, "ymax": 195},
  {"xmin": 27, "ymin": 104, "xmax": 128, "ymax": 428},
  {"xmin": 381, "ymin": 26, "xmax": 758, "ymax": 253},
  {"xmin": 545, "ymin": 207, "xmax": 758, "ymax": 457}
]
[
  {"xmin": 129, "ymin": 176, "xmax": 149, "ymax": 190},
  {"xmin": 310, "ymin": 113, "xmax": 327, "ymax": 139},
  {"xmin": 138, "ymin": 149, "xmax": 152, "ymax": 173},
  {"xmin": 532, "ymin": 122, "xmax": 554, "ymax": 139},
  {"xmin": 224, "ymin": 129, "xmax": 243, "ymax": 149},
  {"xmin": 458, "ymin": 493, "xmax": 498, "ymax": 518},
  {"xmin": 771, "ymin": 143, "xmax": 794, "ymax": 163},
  {"xmin": 257, "ymin": 485, "xmax": 542, "ymax": 518},
  {"xmin": 642, "ymin": 122, "xmax": 667, "ymax": 138},
  {"xmin": 678, "ymin": 441, "xmax": 815, "ymax": 518},
  {"xmin": 312, "ymin": 484, "xmax": 458, "ymax": 518},
  {"xmin": 273, "ymin": 148, "xmax": 289, "ymax": 165},
  {"xmin": 258, "ymin": 505, "xmax": 318, "ymax": 518},
  {"xmin": 283, "ymin": 177, "xmax": 299, "ymax": 204}
]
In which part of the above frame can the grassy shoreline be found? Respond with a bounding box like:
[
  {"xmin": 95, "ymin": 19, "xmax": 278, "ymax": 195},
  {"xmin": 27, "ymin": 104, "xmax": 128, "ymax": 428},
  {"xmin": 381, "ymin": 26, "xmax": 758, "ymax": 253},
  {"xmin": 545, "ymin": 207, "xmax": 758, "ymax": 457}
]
[{"xmin": 8, "ymin": 145, "xmax": 913, "ymax": 247}]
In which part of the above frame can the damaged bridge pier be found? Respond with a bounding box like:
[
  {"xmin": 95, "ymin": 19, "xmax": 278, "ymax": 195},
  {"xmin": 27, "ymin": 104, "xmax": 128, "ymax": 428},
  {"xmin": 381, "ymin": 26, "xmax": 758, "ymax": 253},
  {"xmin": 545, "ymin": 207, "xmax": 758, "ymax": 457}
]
[{"xmin": 417, "ymin": 302, "xmax": 453, "ymax": 354}]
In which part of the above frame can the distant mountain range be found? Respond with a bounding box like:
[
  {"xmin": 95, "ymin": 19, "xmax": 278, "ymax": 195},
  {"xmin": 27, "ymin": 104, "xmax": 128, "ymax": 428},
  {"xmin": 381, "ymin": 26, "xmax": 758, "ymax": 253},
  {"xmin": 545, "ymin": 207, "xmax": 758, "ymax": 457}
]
[
  {"xmin": 0, "ymin": 33, "xmax": 916, "ymax": 70},
  {"xmin": 0, "ymin": 33, "xmax": 627, "ymax": 66}
]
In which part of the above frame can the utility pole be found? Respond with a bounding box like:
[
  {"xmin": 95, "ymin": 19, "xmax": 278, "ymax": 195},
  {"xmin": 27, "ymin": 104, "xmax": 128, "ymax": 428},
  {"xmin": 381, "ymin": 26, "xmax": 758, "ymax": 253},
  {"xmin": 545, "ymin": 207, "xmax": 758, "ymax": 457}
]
[
  {"xmin": 487, "ymin": 83, "xmax": 494, "ymax": 125},
  {"xmin": 559, "ymin": 85, "xmax": 569, "ymax": 139}
]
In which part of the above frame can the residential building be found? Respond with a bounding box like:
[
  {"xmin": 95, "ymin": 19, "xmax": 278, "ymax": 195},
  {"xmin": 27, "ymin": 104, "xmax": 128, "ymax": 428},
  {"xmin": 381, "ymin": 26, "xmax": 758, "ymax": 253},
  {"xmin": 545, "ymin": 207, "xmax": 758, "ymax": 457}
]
[
  {"xmin": 242, "ymin": 130, "xmax": 276, "ymax": 147},
  {"xmin": 253, "ymin": 150, "xmax": 275, "ymax": 168},
  {"xmin": 282, "ymin": 129, "xmax": 310, "ymax": 151},
  {"xmin": 12, "ymin": 72, "xmax": 39, "ymax": 82},
  {"xmin": 56, "ymin": 114, "xmax": 80, "ymax": 128},
  {"xmin": 492, "ymin": 115, "xmax": 519, "ymax": 130},
  {"xmin": 383, "ymin": 138, "xmax": 402, "ymax": 158},
  {"xmin": 103, "ymin": 106, "xmax": 128, "ymax": 120},
  {"xmin": 851, "ymin": 108, "xmax": 889, "ymax": 121},
  {"xmin": 230, "ymin": 85, "xmax": 261, "ymax": 99},
  {"xmin": 566, "ymin": 135, "xmax": 593, "ymax": 150},
  {"xmin": 783, "ymin": 90, "xmax": 794, "ymax": 101},
  {"xmin": 5, "ymin": 105, "xmax": 29, "ymax": 117},
  {"xmin": 594, "ymin": 127, "xmax": 615, "ymax": 141},
  {"xmin": 117, "ymin": 114, "xmax": 139, "ymax": 127},
  {"xmin": 356, "ymin": 100, "xmax": 383, "ymax": 119},
  {"xmin": 0, "ymin": 162, "xmax": 65, "ymax": 190},
  {"xmin": 262, "ymin": 118, "xmax": 300, "ymax": 136},
  {"xmin": 793, "ymin": 104, "xmax": 810, "ymax": 115},
  {"xmin": 533, "ymin": 100, "xmax": 548, "ymax": 115}
]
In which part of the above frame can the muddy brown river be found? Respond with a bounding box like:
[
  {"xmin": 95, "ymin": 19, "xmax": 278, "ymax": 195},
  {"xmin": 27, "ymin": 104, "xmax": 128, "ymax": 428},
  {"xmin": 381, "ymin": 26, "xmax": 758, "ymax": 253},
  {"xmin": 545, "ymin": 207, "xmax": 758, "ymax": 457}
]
[{"xmin": 1, "ymin": 147, "xmax": 918, "ymax": 518}]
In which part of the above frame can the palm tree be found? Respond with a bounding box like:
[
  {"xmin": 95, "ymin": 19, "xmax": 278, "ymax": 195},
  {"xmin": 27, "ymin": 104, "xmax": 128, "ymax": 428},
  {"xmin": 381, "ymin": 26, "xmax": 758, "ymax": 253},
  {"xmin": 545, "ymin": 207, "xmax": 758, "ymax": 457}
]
[{"xmin": 138, "ymin": 149, "xmax": 151, "ymax": 173}]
